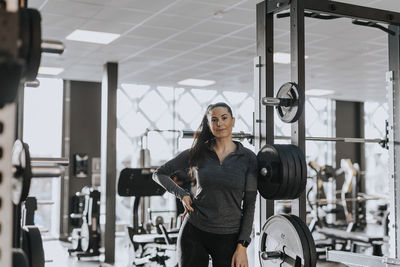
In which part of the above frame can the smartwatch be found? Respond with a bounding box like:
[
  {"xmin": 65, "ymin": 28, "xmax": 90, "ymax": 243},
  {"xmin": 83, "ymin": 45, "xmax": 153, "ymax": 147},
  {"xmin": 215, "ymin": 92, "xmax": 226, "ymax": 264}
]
[{"xmin": 238, "ymin": 240, "xmax": 250, "ymax": 247}]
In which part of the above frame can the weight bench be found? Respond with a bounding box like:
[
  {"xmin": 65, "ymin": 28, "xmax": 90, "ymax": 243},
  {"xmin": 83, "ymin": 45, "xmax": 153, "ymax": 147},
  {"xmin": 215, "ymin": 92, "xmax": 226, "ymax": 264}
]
[
  {"xmin": 118, "ymin": 168, "xmax": 180, "ymax": 266},
  {"xmin": 318, "ymin": 228, "xmax": 384, "ymax": 256}
]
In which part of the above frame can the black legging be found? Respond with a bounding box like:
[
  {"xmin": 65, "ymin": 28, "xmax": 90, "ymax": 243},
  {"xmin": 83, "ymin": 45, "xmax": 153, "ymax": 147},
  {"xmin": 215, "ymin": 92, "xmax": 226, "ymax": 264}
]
[{"xmin": 177, "ymin": 218, "xmax": 239, "ymax": 267}]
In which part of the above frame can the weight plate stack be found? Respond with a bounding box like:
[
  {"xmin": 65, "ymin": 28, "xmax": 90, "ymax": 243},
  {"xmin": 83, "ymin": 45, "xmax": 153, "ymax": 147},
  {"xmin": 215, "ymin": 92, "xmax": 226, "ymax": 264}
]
[
  {"xmin": 293, "ymin": 146, "xmax": 307, "ymax": 198},
  {"xmin": 274, "ymin": 145, "xmax": 291, "ymax": 199},
  {"xmin": 287, "ymin": 145, "xmax": 301, "ymax": 199}
]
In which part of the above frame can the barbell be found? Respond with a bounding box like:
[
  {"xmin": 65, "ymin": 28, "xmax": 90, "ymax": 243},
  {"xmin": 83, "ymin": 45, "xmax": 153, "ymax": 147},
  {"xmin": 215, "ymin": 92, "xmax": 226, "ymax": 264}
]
[{"xmin": 181, "ymin": 131, "xmax": 387, "ymax": 148}]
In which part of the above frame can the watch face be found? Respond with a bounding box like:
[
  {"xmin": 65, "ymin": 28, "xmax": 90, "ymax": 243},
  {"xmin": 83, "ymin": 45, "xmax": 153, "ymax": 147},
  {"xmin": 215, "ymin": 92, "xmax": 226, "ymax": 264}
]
[{"xmin": 239, "ymin": 240, "xmax": 249, "ymax": 247}]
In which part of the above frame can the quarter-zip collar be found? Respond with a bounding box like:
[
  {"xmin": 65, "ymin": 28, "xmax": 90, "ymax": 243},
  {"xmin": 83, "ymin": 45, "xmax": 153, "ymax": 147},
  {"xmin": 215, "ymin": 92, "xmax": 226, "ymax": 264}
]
[{"xmin": 206, "ymin": 139, "xmax": 246, "ymax": 156}]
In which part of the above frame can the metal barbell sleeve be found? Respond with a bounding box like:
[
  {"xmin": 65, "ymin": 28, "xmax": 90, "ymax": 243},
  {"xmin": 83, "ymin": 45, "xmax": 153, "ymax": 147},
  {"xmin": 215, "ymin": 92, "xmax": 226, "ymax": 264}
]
[
  {"xmin": 31, "ymin": 157, "xmax": 69, "ymax": 166},
  {"xmin": 31, "ymin": 166, "xmax": 65, "ymax": 177},
  {"xmin": 41, "ymin": 40, "xmax": 65, "ymax": 54}
]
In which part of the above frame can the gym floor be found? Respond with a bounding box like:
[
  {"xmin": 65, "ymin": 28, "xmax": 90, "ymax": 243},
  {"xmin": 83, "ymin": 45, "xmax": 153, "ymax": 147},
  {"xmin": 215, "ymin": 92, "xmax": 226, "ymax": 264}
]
[{"xmin": 42, "ymin": 236, "xmax": 346, "ymax": 267}]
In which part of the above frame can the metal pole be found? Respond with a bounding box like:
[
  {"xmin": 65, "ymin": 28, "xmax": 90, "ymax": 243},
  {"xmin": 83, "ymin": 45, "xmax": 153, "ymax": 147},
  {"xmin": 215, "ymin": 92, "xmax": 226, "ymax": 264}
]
[
  {"xmin": 59, "ymin": 81, "xmax": 70, "ymax": 240},
  {"xmin": 290, "ymin": 0, "xmax": 306, "ymax": 221},
  {"xmin": 256, "ymin": 6, "xmax": 276, "ymax": 267},
  {"xmin": 101, "ymin": 62, "xmax": 118, "ymax": 264},
  {"xmin": 388, "ymin": 24, "xmax": 400, "ymax": 258}
]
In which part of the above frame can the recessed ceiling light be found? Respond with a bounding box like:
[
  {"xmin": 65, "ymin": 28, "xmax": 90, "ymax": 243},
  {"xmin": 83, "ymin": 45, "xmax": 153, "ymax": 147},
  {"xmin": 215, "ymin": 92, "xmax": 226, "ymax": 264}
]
[
  {"xmin": 177, "ymin": 79, "xmax": 216, "ymax": 87},
  {"xmin": 38, "ymin": 67, "xmax": 64, "ymax": 75},
  {"xmin": 274, "ymin": 52, "xmax": 309, "ymax": 64},
  {"xmin": 66, "ymin": 29, "xmax": 120, "ymax": 44},
  {"xmin": 306, "ymin": 89, "xmax": 335, "ymax": 96}
]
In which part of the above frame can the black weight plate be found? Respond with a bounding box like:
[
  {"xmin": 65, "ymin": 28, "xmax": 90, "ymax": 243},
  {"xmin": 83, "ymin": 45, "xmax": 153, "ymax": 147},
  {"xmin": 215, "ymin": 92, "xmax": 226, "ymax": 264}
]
[
  {"xmin": 11, "ymin": 140, "xmax": 32, "ymax": 204},
  {"xmin": 282, "ymin": 214, "xmax": 311, "ymax": 267},
  {"xmin": 294, "ymin": 147, "xmax": 307, "ymax": 198},
  {"xmin": 20, "ymin": 142, "xmax": 32, "ymax": 203},
  {"xmin": 22, "ymin": 226, "xmax": 45, "ymax": 267},
  {"xmin": 273, "ymin": 145, "xmax": 290, "ymax": 200},
  {"xmin": 276, "ymin": 82, "xmax": 304, "ymax": 123},
  {"xmin": 257, "ymin": 144, "xmax": 281, "ymax": 199},
  {"xmin": 13, "ymin": 248, "xmax": 30, "ymax": 267},
  {"xmin": 287, "ymin": 145, "xmax": 301, "ymax": 199},
  {"xmin": 259, "ymin": 214, "xmax": 310, "ymax": 267},
  {"xmin": 26, "ymin": 8, "xmax": 42, "ymax": 81},
  {"xmin": 19, "ymin": 9, "xmax": 30, "ymax": 65},
  {"xmin": 283, "ymin": 145, "xmax": 297, "ymax": 200},
  {"xmin": 291, "ymin": 215, "xmax": 317, "ymax": 267}
]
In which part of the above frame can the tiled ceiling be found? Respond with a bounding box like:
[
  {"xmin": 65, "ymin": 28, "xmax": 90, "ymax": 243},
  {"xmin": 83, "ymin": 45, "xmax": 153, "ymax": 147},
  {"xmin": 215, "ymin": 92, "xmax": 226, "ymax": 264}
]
[{"xmin": 30, "ymin": 0, "xmax": 400, "ymax": 102}]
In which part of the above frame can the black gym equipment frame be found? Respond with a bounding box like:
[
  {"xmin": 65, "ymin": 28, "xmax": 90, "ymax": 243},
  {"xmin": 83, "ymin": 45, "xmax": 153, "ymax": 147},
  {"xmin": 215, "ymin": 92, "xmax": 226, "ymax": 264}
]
[{"xmin": 255, "ymin": 0, "xmax": 400, "ymax": 261}]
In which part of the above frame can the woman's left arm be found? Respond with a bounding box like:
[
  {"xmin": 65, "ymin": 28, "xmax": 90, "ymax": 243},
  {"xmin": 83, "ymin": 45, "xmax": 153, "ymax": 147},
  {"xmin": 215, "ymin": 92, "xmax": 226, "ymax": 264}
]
[{"xmin": 232, "ymin": 152, "xmax": 258, "ymax": 267}]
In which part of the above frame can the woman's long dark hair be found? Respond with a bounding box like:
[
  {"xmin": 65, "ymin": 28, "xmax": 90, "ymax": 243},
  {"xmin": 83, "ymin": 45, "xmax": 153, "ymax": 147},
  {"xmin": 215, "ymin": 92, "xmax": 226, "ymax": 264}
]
[{"xmin": 189, "ymin": 102, "xmax": 233, "ymax": 170}]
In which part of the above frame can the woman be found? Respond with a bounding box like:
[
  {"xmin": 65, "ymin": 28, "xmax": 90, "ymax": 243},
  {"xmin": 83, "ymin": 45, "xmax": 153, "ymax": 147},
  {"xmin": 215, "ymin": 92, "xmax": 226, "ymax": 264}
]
[{"xmin": 153, "ymin": 102, "xmax": 258, "ymax": 267}]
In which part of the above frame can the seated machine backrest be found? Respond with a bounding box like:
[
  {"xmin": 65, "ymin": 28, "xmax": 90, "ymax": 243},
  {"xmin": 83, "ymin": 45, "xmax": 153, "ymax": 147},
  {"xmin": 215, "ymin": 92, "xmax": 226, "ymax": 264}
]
[{"xmin": 118, "ymin": 168, "xmax": 166, "ymax": 197}]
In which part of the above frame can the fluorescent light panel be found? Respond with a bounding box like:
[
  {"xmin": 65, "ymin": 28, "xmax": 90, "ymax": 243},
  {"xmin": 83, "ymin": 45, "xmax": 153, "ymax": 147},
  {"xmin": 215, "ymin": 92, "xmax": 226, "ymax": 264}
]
[
  {"xmin": 177, "ymin": 79, "xmax": 216, "ymax": 87},
  {"xmin": 66, "ymin": 29, "xmax": 120, "ymax": 44},
  {"xmin": 38, "ymin": 67, "xmax": 64, "ymax": 75},
  {"xmin": 306, "ymin": 89, "xmax": 335, "ymax": 96},
  {"xmin": 274, "ymin": 52, "xmax": 308, "ymax": 64}
]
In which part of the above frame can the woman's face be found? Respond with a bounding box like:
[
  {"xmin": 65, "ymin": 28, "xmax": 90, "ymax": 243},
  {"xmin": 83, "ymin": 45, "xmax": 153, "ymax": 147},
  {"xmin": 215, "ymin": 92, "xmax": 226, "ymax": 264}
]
[{"xmin": 208, "ymin": 106, "xmax": 235, "ymax": 139}]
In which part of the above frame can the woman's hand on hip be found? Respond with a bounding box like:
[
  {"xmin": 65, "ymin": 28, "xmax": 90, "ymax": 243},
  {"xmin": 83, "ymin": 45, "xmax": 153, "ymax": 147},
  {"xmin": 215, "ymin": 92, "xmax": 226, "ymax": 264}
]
[
  {"xmin": 231, "ymin": 245, "xmax": 248, "ymax": 267},
  {"xmin": 181, "ymin": 195, "xmax": 194, "ymax": 220}
]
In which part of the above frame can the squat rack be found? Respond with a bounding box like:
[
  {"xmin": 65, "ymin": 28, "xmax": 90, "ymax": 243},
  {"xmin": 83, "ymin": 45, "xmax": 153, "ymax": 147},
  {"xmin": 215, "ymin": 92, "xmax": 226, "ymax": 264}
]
[{"xmin": 255, "ymin": 0, "xmax": 400, "ymax": 262}]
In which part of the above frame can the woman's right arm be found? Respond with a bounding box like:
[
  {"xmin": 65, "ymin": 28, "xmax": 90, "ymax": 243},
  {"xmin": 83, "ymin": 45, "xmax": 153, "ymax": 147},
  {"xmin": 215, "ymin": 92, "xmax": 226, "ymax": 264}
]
[{"xmin": 152, "ymin": 149, "xmax": 191, "ymax": 200}]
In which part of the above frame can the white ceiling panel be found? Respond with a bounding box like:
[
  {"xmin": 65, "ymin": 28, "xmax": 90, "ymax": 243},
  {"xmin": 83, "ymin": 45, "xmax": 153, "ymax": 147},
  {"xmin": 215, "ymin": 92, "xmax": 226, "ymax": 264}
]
[
  {"xmin": 112, "ymin": 36, "xmax": 159, "ymax": 48},
  {"xmin": 163, "ymin": 1, "xmax": 234, "ymax": 19},
  {"xmin": 213, "ymin": 8, "xmax": 255, "ymax": 25},
  {"xmin": 170, "ymin": 32, "xmax": 220, "ymax": 44},
  {"xmin": 40, "ymin": 14, "xmax": 86, "ymax": 29},
  {"xmin": 80, "ymin": 20, "xmax": 135, "ymax": 34},
  {"xmin": 193, "ymin": 45, "xmax": 240, "ymax": 56},
  {"xmin": 41, "ymin": 0, "xmax": 103, "ymax": 18},
  {"xmin": 92, "ymin": 7, "xmax": 152, "ymax": 25},
  {"xmin": 144, "ymin": 14, "xmax": 200, "ymax": 30},
  {"xmin": 107, "ymin": 0, "xmax": 179, "ymax": 12},
  {"xmin": 125, "ymin": 26, "xmax": 180, "ymax": 39}
]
